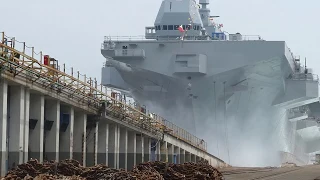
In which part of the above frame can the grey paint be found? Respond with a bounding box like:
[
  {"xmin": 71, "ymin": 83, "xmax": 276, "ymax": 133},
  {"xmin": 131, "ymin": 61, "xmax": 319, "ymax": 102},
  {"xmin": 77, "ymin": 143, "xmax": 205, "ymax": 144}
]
[{"xmin": 100, "ymin": 0, "xmax": 320, "ymax": 165}]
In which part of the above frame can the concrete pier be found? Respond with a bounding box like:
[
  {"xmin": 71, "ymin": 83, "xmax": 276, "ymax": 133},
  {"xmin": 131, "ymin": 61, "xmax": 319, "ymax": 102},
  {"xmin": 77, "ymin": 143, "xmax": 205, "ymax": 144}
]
[
  {"xmin": 8, "ymin": 86, "xmax": 26, "ymax": 169},
  {"xmin": 108, "ymin": 124, "xmax": 118, "ymax": 168},
  {"xmin": 59, "ymin": 105, "xmax": 74, "ymax": 161},
  {"xmin": 119, "ymin": 127, "xmax": 128, "ymax": 170},
  {"xmin": 44, "ymin": 99, "xmax": 60, "ymax": 161},
  {"xmin": 86, "ymin": 120, "xmax": 98, "ymax": 167},
  {"xmin": 143, "ymin": 137, "xmax": 150, "ymax": 162},
  {"xmin": 0, "ymin": 80, "xmax": 7, "ymax": 176},
  {"xmin": 29, "ymin": 94, "xmax": 45, "ymax": 163},
  {"xmin": 136, "ymin": 134, "xmax": 143, "ymax": 164},
  {"xmin": 0, "ymin": 68, "xmax": 227, "ymax": 177},
  {"xmin": 97, "ymin": 121, "xmax": 108, "ymax": 165},
  {"xmin": 73, "ymin": 112, "xmax": 86, "ymax": 166},
  {"xmin": 127, "ymin": 131, "xmax": 136, "ymax": 170}
]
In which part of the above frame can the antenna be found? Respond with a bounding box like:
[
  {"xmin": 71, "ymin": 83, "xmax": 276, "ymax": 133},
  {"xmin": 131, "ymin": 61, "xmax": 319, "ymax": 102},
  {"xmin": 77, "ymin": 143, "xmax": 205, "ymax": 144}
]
[{"xmin": 304, "ymin": 57, "xmax": 308, "ymax": 74}]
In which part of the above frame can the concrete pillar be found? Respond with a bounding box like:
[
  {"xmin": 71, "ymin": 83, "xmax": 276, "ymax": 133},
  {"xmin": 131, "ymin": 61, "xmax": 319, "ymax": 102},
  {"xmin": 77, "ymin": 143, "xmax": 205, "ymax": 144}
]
[
  {"xmin": 180, "ymin": 149, "xmax": 185, "ymax": 164},
  {"xmin": 116, "ymin": 125, "xmax": 120, "ymax": 169},
  {"xmin": 174, "ymin": 146, "xmax": 180, "ymax": 164},
  {"xmin": 23, "ymin": 88, "xmax": 30, "ymax": 163},
  {"xmin": 86, "ymin": 120, "xmax": 98, "ymax": 167},
  {"xmin": 191, "ymin": 154, "xmax": 196, "ymax": 162},
  {"xmin": 185, "ymin": 151, "xmax": 191, "ymax": 162},
  {"xmin": 73, "ymin": 112, "xmax": 86, "ymax": 166},
  {"xmin": 150, "ymin": 139, "xmax": 158, "ymax": 162},
  {"xmin": 168, "ymin": 143, "xmax": 174, "ymax": 163},
  {"xmin": 156, "ymin": 140, "xmax": 161, "ymax": 161},
  {"xmin": 160, "ymin": 141, "xmax": 168, "ymax": 162},
  {"xmin": 136, "ymin": 134, "xmax": 144, "ymax": 164},
  {"xmin": 97, "ymin": 121, "xmax": 108, "ymax": 165},
  {"xmin": 119, "ymin": 127, "xmax": 128, "ymax": 170},
  {"xmin": 59, "ymin": 106, "xmax": 74, "ymax": 161},
  {"xmin": 29, "ymin": 94, "xmax": 44, "ymax": 163},
  {"xmin": 196, "ymin": 156, "xmax": 201, "ymax": 163},
  {"xmin": 127, "ymin": 131, "xmax": 136, "ymax": 169},
  {"xmin": 44, "ymin": 100, "xmax": 60, "ymax": 162},
  {"xmin": 0, "ymin": 79, "xmax": 8, "ymax": 176},
  {"xmin": 144, "ymin": 137, "xmax": 151, "ymax": 162},
  {"xmin": 8, "ymin": 86, "xmax": 25, "ymax": 169},
  {"xmin": 108, "ymin": 124, "xmax": 118, "ymax": 168}
]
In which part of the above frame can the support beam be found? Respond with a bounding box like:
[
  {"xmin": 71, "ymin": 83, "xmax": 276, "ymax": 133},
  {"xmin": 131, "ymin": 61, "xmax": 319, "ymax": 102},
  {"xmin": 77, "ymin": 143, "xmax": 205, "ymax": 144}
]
[
  {"xmin": 73, "ymin": 112, "xmax": 86, "ymax": 166},
  {"xmin": 196, "ymin": 156, "xmax": 201, "ymax": 163},
  {"xmin": 23, "ymin": 88, "xmax": 30, "ymax": 163},
  {"xmin": 141, "ymin": 135, "xmax": 144, "ymax": 163},
  {"xmin": 59, "ymin": 106, "xmax": 74, "ymax": 161},
  {"xmin": 44, "ymin": 100, "xmax": 60, "ymax": 162},
  {"xmin": 108, "ymin": 124, "xmax": 118, "ymax": 168},
  {"xmin": 185, "ymin": 151, "xmax": 191, "ymax": 162},
  {"xmin": 136, "ymin": 134, "xmax": 144, "ymax": 164},
  {"xmin": 127, "ymin": 131, "xmax": 136, "ymax": 169},
  {"xmin": 168, "ymin": 143, "xmax": 173, "ymax": 163},
  {"xmin": 143, "ymin": 136, "xmax": 150, "ymax": 162},
  {"xmin": 86, "ymin": 121, "xmax": 98, "ymax": 167},
  {"xmin": 156, "ymin": 140, "xmax": 161, "ymax": 161},
  {"xmin": 150, "ymin": 139, "xmax": 157, "ymax": 162},
  {"xmin": 180, "ymin": 149, "xmax": 185, "ymax": 164},
  {"xmin": 174, "ymin": 146, "xmax": 180, "ymax": 164},
  {"xmin": 8, "ymin": 86, "xmax": 25, "ymax": 169},
  {"xmin": 191, "ymin": 154, "xmax": 196, "ymax": 162},
  {"xmin": 160, "ymin": 141, "xmax": 168, "ymax": 162},
  {"xmin": 29, "ymin": 94, "xmax": 45, "ymax": 163},
  {"xmin": 97, "ymin": 121, "xmax": 108, "ymax": 165},
  {"xmin": 0, "ymin": 79, "xmax": 8, "ymax": 176},
  {"xmin": 119, "ymin": 127, "xmax": 128, "ymax": 170}
]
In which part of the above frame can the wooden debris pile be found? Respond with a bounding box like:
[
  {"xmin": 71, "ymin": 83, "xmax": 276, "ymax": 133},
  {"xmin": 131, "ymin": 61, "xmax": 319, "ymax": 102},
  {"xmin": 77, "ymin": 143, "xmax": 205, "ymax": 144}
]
[{"xmin": 2, "ymin": 159, "xmax": 224, "ymax": 180}]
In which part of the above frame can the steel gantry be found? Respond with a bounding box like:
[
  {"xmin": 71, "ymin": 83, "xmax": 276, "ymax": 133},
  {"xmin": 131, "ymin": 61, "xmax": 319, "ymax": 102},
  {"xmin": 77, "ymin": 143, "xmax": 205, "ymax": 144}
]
[{"xmin": 0, "ymin": 32, "xmax": 207, "ymax": 152}]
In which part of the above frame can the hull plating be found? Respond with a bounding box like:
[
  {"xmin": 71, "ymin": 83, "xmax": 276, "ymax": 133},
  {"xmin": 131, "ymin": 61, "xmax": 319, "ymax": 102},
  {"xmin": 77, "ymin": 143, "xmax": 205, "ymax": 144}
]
[{"xmin": 104, "ymin": 57, "xmax": 308, "ymax": 166}]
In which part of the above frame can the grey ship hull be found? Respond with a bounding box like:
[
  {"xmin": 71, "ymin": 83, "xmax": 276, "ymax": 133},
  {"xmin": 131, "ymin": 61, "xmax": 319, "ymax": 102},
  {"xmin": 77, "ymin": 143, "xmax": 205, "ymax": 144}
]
[
  {"xmin": 101, "ymin": 0, "xmax": 320, "ymax": 167},
  {"xmin": 101, "ymin": 39, "xmax": 318, "ymax": 166}
]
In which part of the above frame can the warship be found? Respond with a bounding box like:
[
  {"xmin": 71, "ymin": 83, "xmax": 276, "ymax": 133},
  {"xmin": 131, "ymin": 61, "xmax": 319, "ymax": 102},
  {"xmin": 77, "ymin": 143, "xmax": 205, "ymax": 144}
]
[{"xmin": 101, "ymin": 0, "xmax": 320, "ymax": 166}]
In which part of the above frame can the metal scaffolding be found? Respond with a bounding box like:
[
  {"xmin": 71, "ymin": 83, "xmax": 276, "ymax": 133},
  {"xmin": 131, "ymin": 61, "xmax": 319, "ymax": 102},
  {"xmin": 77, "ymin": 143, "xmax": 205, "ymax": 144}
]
[{"xmin": 0, "ymin": 32, "xmax": 207, "ymax": 152}]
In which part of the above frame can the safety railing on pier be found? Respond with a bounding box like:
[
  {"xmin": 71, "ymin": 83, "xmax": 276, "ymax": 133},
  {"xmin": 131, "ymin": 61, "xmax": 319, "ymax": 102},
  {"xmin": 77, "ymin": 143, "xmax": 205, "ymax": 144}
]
[
  {"xmin": 0, "ymin": 32, "xmax": 207, "ymax": 152},
  {"xmin": 162, "ymin": 119, "xmax": 207, "ymax": 151}
]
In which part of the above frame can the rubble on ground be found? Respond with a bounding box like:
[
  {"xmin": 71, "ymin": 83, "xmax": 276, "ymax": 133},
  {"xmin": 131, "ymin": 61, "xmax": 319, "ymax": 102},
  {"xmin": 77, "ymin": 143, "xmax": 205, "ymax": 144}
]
[{"xmin": 1, "ymin": 159, "xmax": 224, "ymax": 180}]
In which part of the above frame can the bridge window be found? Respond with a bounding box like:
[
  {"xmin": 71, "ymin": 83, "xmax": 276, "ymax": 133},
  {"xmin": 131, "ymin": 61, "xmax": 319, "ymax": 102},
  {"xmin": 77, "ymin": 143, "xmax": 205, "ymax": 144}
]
[
  {"xmin": 197, "ymin": 26, "xmax": 200, "ymax": 30},
  {"xmin": 186, "ymin": 25, "xmax": 191, "ymax": 30},
  {"xmin": 168, "ymin": 25, "xmax": 173, "ymax": 30},
  {"xmin": 155, "ymin": 25, "xmax": 161, "ymax": 31},
  {"xmin": 163, "ymin": 25, "xmax": 168, "ymax": 30},
  {"xmin": 174, "ymin": 25, "xmax": 179, "ymax": 30},
  {"xmin": 193, "ymin": 25, "xmax": 197, "ymax": 30}
]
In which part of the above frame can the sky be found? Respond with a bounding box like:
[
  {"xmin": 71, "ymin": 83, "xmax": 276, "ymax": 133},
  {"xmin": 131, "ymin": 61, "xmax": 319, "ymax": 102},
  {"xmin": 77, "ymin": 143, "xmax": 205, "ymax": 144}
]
[
  {"xmin": 1, "ymin": 0, "xmax": 320, "ymax": 82},
  {"xmin": 2, "ymin": 0, "xmax": 320, "ymax": 165}
]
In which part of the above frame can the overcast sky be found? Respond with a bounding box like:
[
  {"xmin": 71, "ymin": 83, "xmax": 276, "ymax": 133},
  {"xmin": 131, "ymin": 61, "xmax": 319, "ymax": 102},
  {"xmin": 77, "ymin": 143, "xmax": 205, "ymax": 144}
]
[{"xmin": 1, "ymin": 0, "xmax": 320, "ymax": 81}]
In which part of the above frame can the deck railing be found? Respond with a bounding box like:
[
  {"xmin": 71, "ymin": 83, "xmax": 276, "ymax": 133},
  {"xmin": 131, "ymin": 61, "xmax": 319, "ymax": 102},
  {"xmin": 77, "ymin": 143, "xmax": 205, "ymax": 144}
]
[{"xmin": 102, "ymin": 34, "xmax": 263, "ymax": 42}]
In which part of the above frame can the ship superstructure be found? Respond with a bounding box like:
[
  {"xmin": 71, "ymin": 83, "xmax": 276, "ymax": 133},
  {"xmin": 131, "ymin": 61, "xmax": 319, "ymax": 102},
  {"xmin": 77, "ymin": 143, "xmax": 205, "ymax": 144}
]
[{"xmin": 101, "ymin": 0, "xmax": 320, "ymax": 166}]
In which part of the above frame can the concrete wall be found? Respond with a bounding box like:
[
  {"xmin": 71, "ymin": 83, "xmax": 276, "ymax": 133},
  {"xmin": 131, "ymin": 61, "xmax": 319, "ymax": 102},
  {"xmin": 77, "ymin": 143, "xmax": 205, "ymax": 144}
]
[{"xmin": 0, "ymin": 77, "xmax": 227, "ymax": 177}]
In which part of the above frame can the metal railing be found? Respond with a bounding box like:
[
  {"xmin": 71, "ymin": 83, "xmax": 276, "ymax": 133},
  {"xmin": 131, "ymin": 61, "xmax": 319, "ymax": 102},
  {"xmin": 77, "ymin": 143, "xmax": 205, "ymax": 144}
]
[
  {"xmin": 0, "ymin": 32, "xmax": 207, "ymax": 151},
  {"xmin": 162, "ymin": 119, "xmax": 207, "ymax": 151},
  {"xmin": 103, "ymin": 34, "xmax": 264, "ymax": 42}
]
